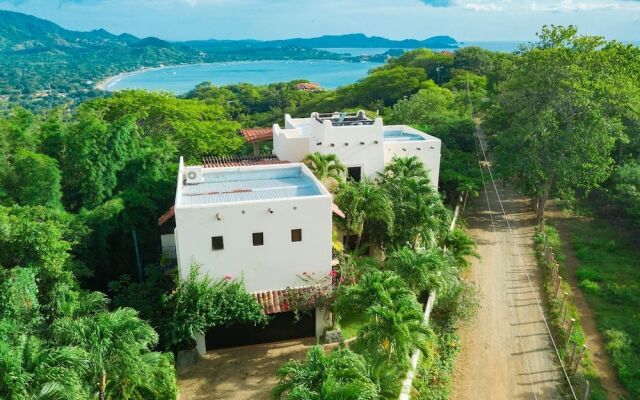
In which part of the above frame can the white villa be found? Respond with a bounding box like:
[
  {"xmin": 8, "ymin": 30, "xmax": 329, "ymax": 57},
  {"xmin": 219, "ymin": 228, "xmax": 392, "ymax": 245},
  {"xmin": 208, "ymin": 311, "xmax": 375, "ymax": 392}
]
[
  {"xmin": 273, "ymin": 111, "xmax": 441, "ymax": 187},
  {"xmin": 161, "ymin": 111, "xmax": 442, "ymax": 354}
]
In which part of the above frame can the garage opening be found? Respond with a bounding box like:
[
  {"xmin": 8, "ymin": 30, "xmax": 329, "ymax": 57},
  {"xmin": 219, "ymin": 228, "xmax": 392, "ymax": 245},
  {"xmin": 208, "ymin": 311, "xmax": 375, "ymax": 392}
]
[{"xmin": 205, "ymin": 310, "xmax": 315, "ymax": 351}]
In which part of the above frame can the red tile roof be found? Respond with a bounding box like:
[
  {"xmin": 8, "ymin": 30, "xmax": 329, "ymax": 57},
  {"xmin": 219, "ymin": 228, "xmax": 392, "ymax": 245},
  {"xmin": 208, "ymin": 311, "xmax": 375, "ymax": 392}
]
[
  {"xmin": 240, "ymin": 127, "xmax": 273, "ymax": 143},
  {"xmin": 158, "ymin": 206, "xmax": 175, "ymax": 226},
  {"xmin": 296, "ymin": 82, "xmax": 321, "ymax": 91},
  {"xmin": 202, "ymin": 155, "xmax": 287, "ymax": 168},
  {"xmin": 332, "ymin": 203, "xmax": 345, "ymax": 219},
  {"xmin": 253, "ymin": 287, "xmax": 319, "ymax": 314}
]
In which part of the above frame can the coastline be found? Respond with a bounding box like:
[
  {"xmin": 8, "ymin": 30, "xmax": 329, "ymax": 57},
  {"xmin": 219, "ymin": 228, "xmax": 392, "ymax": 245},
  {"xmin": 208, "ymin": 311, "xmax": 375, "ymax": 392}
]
[
  {"xmin": 92, "ymin": 59, "xmax": 371, "ymax": 92},
  {"xmin": 95, "ymin": 66, "xmax": 165, "ymax": 91}
]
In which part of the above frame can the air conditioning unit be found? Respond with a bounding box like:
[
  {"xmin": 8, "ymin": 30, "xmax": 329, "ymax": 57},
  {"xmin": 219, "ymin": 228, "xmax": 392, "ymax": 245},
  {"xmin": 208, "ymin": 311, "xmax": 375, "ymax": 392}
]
[{"xmin": 184, "ymin": 166, "xmax": 204, "ymax": 185}]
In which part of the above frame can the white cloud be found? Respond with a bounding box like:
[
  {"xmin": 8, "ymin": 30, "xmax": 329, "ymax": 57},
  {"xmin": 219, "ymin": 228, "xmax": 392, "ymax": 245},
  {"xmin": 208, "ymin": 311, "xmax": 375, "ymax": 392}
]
[
  {"xmin": 530, "ymin": 0, "xmax": 621, "ymax": 12},
  {"xmin": 460, "ymin": 1, "xmax": 503, "ymax": 11}
]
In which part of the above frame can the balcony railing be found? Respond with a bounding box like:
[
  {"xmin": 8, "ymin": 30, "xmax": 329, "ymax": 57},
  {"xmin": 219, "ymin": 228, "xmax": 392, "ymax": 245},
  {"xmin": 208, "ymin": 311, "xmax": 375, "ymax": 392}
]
[{"xmin": 160, "ymin": 246, "xmax": 178, "ymax": 269}]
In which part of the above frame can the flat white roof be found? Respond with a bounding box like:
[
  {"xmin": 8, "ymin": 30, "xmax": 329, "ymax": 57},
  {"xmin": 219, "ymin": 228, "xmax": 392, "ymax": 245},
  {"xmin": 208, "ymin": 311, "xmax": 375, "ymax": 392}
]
[{"xmin": 176, "ymin": 163, "xmax": 329, "ymax": 207}]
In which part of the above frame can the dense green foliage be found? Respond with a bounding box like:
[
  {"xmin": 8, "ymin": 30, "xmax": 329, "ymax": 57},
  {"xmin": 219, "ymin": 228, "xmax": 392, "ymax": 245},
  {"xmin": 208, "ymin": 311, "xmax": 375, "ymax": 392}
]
[
  {"xmin": 569, "ymin": 219, "xmax": 640, "ymax": 397},
  {"xmin": 111, "ymin": 265, "xmax": 266, "ymax": 351},
  {"xmin": 486, "ymin": 26, "xmax": 640, "ymax": 230}
]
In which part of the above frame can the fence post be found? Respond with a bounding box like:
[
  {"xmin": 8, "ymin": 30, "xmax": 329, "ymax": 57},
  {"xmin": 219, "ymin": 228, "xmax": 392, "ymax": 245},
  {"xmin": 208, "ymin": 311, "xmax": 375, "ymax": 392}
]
[
  {"xmin": 584, "ymin": 380, "xmax": 590, "ymax": 400},
  {"xmin": 555, "ymin": 277, "xmax": 563, "ymax": 298},
  {"xmin": 568, "ymin": 341, "xmax": 578, "ymax": 366},
  {"xmin": 561, "ymin": 292, "xmax": 569, "ymax": 324},
  {"xmin": 566, "ymin": 318, "xmax": 576, "ymax": 346},
  {"xmin": 574, "ymin": 345, "xmax": 587, "ymax": 373}
]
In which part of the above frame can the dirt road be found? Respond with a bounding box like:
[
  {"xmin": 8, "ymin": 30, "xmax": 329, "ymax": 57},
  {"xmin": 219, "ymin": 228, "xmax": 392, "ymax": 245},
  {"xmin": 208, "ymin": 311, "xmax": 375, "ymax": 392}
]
[{"xmin": 451, "ymin": 179, "xmax": 564, "ymax": 400}]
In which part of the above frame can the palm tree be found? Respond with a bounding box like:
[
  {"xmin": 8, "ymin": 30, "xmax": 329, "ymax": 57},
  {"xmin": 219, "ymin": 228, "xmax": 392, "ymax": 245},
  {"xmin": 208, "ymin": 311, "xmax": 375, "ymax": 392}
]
[
  {"xmin": 456, "ymin": 180, "xmax": 479, "ymax": 217},
  {"xmin": 52, "ymin": 307, "xmax": 177, "ymax": 400},
  {"xmin": 272, "ymin": 345, "xmax": 378, "ymax": 400},
  {"xmin": 334, "ymin": 180, "xmax": 394, "ymax": 252},
  {"xmin": 380, "ymin": 167, "xmax": 450, "ymax": 249},
  {"xmin": 334, "ymin": 271, "xmax": 413, "ymax": 324},
  {"xmin": 443, "ymin": 227, "xmax": 480, "ymax": 270},
  {"xmin": 0, "ymin": 333, "xmax": 89, "ymax": 399},
  {"xmin": 378, "ymin": 156, "xmax": 427, "ymax": 182},
  {"xmin": 385, "ymin": 247, "xmax": 450, "ymax": 294},
  {"xmin": 303, "ymin": 152, "xmax": 346, "ymax": 190},
  {"xmin": 352, "ymin": 296, "xmax": 431, "ymax": 370}
]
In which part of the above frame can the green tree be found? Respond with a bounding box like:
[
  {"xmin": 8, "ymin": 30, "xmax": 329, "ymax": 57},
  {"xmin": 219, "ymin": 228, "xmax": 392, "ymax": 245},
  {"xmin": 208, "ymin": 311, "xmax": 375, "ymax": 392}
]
[
  {"xmin": 272, "ymin": 346, "xmax": 379, "ymax": 400},
  {"xmin": 5, "ymin": 150, "xmax": 63, "ymax": 208},
  {"xmin": 52, "ymin": 305, "xmax": 178, "ymax": 400},
  {"xmin": 487, "ymin": 26, "xmax": 628, "ymax": 230},
  {"xmin": 61, "ymin": 107, "xmax": 137, "ymax": 210},
  {"xmin": 334, "ymin": 180, "xmax": 394, "ymax": 252},
  {"xmin": 379, "ymin": 157, "xmax": 450, "ymax": 248},
  {"xmin": 303, "ymin": 152, "xmax": 346, "ymax": 189},
  {"xmin": 385, "ymin": 247, "xmax": 451, "ymax": 294}
]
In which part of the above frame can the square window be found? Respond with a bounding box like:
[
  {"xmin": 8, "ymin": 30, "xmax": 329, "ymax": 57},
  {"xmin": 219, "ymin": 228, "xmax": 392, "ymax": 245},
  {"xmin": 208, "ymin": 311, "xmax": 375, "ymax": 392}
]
[
  {"xmin": 252, "ymin": 232, "xmax": 264, "ymax": 246},
  {"xmin": 347, "ymin": 166, "xmax": 362, "ymax": 182},
  {"xmin": 211, "ymin": 236, "xmax": 224, "ymax": 251},
  {"xmin": 291, "ymin": 229, "xmax": 302, "ymax": 242}
]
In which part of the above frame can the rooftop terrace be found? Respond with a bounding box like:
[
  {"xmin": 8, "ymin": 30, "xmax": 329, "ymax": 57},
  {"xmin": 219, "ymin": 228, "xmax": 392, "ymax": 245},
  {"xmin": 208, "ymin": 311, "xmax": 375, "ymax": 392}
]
[{"xmin": 177, "ymin": 164, "xmax": 325, "ymax": 207}]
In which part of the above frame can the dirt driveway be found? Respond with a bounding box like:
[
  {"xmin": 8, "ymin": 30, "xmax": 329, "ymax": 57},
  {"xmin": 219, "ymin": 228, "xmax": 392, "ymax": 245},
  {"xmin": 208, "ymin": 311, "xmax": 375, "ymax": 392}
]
[
  {"xmin": 451, "ymin": 180, "xmax": 564, "ymax": 400},
  {"xmin": 177, "ymin": 338, "xmax": 315, "ymax": 400}
]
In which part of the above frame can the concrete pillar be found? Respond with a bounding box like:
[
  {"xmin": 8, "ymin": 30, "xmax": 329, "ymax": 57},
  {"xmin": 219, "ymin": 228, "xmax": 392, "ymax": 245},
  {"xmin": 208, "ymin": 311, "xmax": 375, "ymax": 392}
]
[
  {"xmin": 315, "ymin": 307, "xmax": 330, "ymax": 340},
  {"xmin": 195, "ymin": 333, "xmax": 206, "ymax": 356}
]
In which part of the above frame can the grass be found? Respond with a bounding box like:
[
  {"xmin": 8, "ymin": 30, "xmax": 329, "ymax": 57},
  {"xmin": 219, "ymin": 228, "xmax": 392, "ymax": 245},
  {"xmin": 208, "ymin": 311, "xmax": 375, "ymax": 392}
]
[
  {"xmin": 534, "ymin": 225, "xmax": 607, "ymax": 400},
  {"xmin": 337, "ymin": 310, "xmax": 367, "ymax": 340},
  {"xmin": 569, "ymin": 217, "xmax": 640, "ymax": 398}
]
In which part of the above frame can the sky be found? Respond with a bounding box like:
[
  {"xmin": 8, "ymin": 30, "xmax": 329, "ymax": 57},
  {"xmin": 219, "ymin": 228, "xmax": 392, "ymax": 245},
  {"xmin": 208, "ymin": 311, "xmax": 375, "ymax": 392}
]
[{"xmin": 0, "ymin": 0, "xmax": 638, "ymax": 42}]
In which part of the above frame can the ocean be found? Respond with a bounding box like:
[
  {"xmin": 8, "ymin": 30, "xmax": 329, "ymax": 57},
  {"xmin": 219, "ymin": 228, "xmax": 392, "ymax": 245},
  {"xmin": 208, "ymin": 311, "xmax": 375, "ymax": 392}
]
[{"xmin": 107, "ymin": 41, "xmax": 639, "ymax": 94}]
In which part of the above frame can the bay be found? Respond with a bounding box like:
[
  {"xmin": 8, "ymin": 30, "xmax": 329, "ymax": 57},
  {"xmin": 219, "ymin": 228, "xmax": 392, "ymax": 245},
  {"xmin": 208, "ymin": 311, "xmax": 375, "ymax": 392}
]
[{"xmin": 106, "ymin": 59, "xmax": 382, "ymax": 94}]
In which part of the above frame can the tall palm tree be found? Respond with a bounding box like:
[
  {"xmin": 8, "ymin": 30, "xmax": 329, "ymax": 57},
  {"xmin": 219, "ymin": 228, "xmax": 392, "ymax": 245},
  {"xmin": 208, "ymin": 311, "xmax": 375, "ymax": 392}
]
[
  {"xmin": 385, "ymin": 247, "xmax": 450, "ymax": 294},
  {"xmin": 303, "ymin": 152, "xmax": 346, "ymax": 190},
  {"xmin": 272, "ymin": 345, "xmax": 378, "ymax": 400},
  {"xmin": 378, "ymin": 156, "xmax": 427, "ymax": 182},
  {"xmin": 52, "ymin": 307, "xmax": 177, "ymax": 400},
  {"xmin": 380, "ymin": 166, "xmax": 450, "ymax": 249},
  {"xmin": 352, "ymin": 296, "xmax": 431, "ymax": 370},
  {"xmin": 0, "ymin": 332, "xmax": 89, "ymax": 399},
  {"xmin": 334, "ymin": 270, "xmax": 413, "ymax": 320},
  {"xmin": 334, "ymin": 180, "xmax": 394, "ymax": 252}
]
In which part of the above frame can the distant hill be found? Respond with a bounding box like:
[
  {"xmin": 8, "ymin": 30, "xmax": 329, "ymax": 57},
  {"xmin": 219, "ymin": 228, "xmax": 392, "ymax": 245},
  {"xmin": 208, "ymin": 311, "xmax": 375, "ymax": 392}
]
[
  {"xmin": 0, "ymin": 10, "xmax": 459, "ymax": 109},
  {"xmin": 186, "ymin": 33, "xmax": 458, "ymax": 51}
]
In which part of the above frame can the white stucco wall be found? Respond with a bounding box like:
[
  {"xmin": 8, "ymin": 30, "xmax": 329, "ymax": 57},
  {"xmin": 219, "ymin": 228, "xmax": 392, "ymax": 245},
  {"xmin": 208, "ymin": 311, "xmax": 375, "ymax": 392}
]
[
  {"xmin": 309, "ymin": 118, "xmax": 386, "ymax": 180},
  {"xmin": 174, "ymin": 194, "xmax": 333, "ymax": 293},
  {"xmin": 272, "ymin": 124, "xmax": 309, "ymax": 162},
  {"xmin": 384, "ymin": 139, "xmax": 441, "ymax": 189}
]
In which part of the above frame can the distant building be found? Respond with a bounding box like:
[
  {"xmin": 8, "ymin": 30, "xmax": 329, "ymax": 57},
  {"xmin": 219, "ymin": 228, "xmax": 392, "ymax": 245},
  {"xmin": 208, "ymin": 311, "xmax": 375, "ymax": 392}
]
[
  {"xmin": 295, "ymin": 82, "xmax": 321, "ymax": 91},
  {"xmin": 273, "ymin": 111, "xmax": 441, "ymax": 187}
]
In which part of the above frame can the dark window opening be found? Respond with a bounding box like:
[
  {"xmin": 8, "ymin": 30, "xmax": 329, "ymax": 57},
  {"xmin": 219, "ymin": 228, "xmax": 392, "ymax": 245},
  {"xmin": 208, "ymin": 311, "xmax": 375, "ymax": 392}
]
[
  {"xmin": 291, "ymin": 229, "xmax": 302, "ymax": 242},
  {"xmin": 253, "ymin": 232, "xmax": 264, "ymax": 246},
  {"xmin": 347, "ymin": 166, "xmax": 362, "ymax": 182},
  {"xmin": 211, "ymin": 236, "xmax": 224, "ymax": 251}
]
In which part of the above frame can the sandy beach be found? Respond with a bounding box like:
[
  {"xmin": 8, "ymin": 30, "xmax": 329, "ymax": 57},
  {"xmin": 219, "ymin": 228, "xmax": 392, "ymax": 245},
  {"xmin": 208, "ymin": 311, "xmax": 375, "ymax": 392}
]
[{"xmin": 95, "ymin": 67, "xmax": 160, "ymax": 91}]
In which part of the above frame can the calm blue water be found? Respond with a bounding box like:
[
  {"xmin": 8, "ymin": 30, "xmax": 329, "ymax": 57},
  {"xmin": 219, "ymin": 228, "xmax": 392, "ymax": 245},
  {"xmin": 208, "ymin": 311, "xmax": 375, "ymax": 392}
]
[
  {"xmin": 108, "ymin": 60, "xmax": 382, "ymax": 94},
  {"xmin": 109, "ymin": 40, "xmax": 639, "ymax": 93}
]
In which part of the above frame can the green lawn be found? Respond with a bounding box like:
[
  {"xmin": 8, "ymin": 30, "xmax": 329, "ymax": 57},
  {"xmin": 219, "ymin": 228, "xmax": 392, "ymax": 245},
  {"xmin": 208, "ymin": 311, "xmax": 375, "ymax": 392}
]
[
  {"xmin": 570, "ymin": 217, "xmax": 640, "ymax": 397},
  {"xmin": 338, "ymin": 310, "xmax": 367, "ymax": 340}
]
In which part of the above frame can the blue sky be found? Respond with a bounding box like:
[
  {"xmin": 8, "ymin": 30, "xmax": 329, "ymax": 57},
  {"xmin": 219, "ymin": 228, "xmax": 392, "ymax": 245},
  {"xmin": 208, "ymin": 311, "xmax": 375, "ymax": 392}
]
[{"xmin": 1, "ymin": 0, "xmax": 638, "ymax": 41}]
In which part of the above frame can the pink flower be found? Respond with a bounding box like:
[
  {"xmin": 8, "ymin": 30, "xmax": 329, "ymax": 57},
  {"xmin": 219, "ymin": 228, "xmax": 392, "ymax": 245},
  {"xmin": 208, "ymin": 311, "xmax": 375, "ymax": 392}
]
[{"xmin": 224, "ymin": 275, "xmax": 232, "ymax": 280}]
